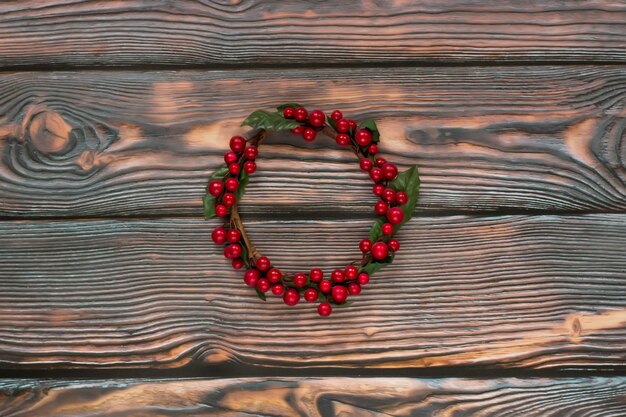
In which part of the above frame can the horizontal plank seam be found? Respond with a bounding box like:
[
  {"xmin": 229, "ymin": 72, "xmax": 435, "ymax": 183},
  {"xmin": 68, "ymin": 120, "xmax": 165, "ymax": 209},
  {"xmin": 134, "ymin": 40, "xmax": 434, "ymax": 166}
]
[
  {"xmin": 1, "ymin": 60, "xmax": 626, "ymax": 73},
  {"xmin": 1, "ymin": 209, "xmax": 626, "ymax": 223},
  {"xmin": 0, "ymin": 368, "xmax": 625, "ymax": 380}
]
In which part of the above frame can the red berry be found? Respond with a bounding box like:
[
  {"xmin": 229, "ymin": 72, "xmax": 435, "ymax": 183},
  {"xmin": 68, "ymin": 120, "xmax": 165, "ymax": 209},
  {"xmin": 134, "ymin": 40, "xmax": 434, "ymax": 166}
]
[
  {"xmin": 331, "ymin": 286, "xmax": 348, "ymax": 303},
  {"xmin": 382, "ymin": 222, "xmax": 394, "ymax": 236},
  {"xmin": 330, "ymin": 110, "xmax": 343, "ymax": 121},
  {"xmin": 368, "ymin": 144, "xmax": 379, "ymax": 155},
  {"xmin": 382, "ymin": 162, "xmax": 398, "ymax": 180},
  {"xmin": 374, "ymin": 200, "xmax": 388, "ymax": 215},
  {"xmin": 228, "ymin": 163, "xmax": 240, "ymax": 175},
  {"xmin": 336, "ymin": 119, "xmax": 350, "ymax": 133},
  {"xmin": 291, "ymin": 125, "xmax": 304, "ymax": 135},
  {"xmin": 336, "ymin": 133, "xmax": 350, "ymax": 146},
  {"xmin": 294, "ymin": 107, "xmax": 308, "ymax": 122},
  {"xmin": 232, "ymin": 257, "xmax": 244, "ymax": 270},
  {"xmin": 359, "ymin": 238, "xmax": 372, "ymax": 253},
  {"xmin": 388, "ymin": 239, "xmax": 400, "ymax": 252},
  {"xmin": 309, "ymin": 110, "xmax": 325, "ymax": 127},
  {"xmin": 396, "ymin": 191, "xmax": 409, "ymax": 205},
  {"xmin": 360, "ymin": 158, "xmax": 373, "ymax": 172},
  {"xmin": 310, "ymin": 268, "xmax": 323, "ymax": 282},
  {"xmin": 244, "ymin": 146, "xmax": 258, "ymax": 160},
  {"xmin": 318, "ymin": 302, "xmax": 332, "ymax": 317},
  {"xmin": 382, "ymin": 188, "xmax": 396, "ymax": 203},
  {"xmin": 267, "ymin": 268, "xmax": 283, "ymax": 283},
  {"xmin": 211, "ymin": 226, "xmax": 226, "ymax": 244},
  {"xmin": 358, "ymin": 272, "xmax": 370, "ymax": 285},
  {"xmin": 371, "ymin": 241, "xmax": 389, "ymax": 260},
  {"xmin": 283, "ymin": 288, "xmax": 300, "ymax": 306},
  {"xmin": 224, "ymin": 151, "xmax": 238, "ymax": 164},
  {"xmin": 348, "ymin": 282, "xmax": 361, "ymax": 295},
  {"xmin": 215, "ymin": 204, "xmax": 228, "ymax": 217},
  {"xmin": 230, "ymin": 136, "xmax": 246, "ymax": 153},
  {"xmin": 243, "ymin": 160, "xmax": 256, "ymax": 174},
  {"xmin": 331, "ymin": 269, "xmax": 345, "ymax": 283},
  {"xmin": 222, "ymin": 192, "xmax": 236, "ymax": 207},
  {"xmin": 271, "ymin": 284, "xmax": 284, "ymax": 296},
  {"xmin": 304, "ymin": 288, "xmax": 318, "ymax": 302},
  {"xmin": 255, "ymin": 256, "xmax": 271, "ymax": 271},
  {"xmin": 227, "ymin": 228, "xmax": 241, "ymax": 243},
  {"xmin": 348, "ymin": 120, "xmax": 357, "ymax": 131},
  {"xmin": 302, "ymin": 127, "xmax": 317, "ymax": 142},
  {"xmin": 293, "ymin": 273, "xmax": 307, "ymax": 287},
  {"xmin": 373, "ymin": 184, "xmax": 385, "ymax": 196},
  {"xmin": 226, "ymin": 243, "xmax": 242, "ymax": 259},
  {"xmin": 257, "ymin": 278, "xmax": 270, "ymax": 293},
  {"xmin": 386, "ymin": 207, "xmax": 404, "ymax": 225},
  {"xmin": 355, "ymin": 129, "xmax": 372, "ymax": 146},
  {"xmin": 208, "ymin": 180, "xmax": 223, "ymax": 197},
  {"xmin": 243, "ymin": 269, "xmax": 260, "ymax": 286},
  {"xmin": 283, "ymin": 107, "xmax": 294, "ymax": 119},
  {"xmin": 225, "ymin": 177, "xmax": 239, "ymax": 192},
  {"xmin": 370, "ymin": 167, "xmax": 383, "ymax": 183},
  {"xmin": 319, "ymin": 280, "xmax": 332, "ymax": 293},
  {"xmin": 375, "ymin": 157, "xmax": 387, "ymax": 167},
  {"xmin": 345, "ymin": 265, "xmax": 358, "ymax": 280}
]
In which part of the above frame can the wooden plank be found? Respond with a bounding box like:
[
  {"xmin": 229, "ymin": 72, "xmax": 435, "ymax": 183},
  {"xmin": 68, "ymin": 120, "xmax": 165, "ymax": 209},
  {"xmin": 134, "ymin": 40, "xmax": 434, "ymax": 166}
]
[
  {"xmin": 0, "ymin": 214, "xmax": 624, "ymax": 370},
  {"xmin": 1, "ymin": 66, "xmax": 626, "ymax": 218},
  {"xmin": 1, "ymin": 377, "xmax": 625, "ymax": 416},
  {"xmin": 0, "ymin": 1, "xmax": 625, "ymax": 67}
]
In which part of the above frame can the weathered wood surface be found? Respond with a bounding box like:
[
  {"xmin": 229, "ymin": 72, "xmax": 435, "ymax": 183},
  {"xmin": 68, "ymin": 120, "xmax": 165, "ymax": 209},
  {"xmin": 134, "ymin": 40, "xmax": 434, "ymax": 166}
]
[
  {"xmin": 0, "ymin": 1, "xmax": 625, "ymax": 68},
  {"xmin": 1, "ymin": 214, "xmax": 624, "ymax": 370},
  {"xmin": 1, "ymin": 377, "xmax": 625, "ymax": 417},
  {"xmin": 1, "ymin": 66, "xmax": 626, "ymax": 218}
]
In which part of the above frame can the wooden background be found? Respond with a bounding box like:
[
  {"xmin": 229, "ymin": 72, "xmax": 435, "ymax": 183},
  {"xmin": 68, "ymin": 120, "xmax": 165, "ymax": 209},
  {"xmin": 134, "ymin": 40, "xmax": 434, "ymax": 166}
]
[{"xmin": 0, "ymin": 1, "xmax": 625, "ymax": 416}]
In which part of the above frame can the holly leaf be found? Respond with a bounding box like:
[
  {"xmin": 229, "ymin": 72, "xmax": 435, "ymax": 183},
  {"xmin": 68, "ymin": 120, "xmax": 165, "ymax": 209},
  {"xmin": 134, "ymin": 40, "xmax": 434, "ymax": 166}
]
[
  {"xmin": 241, "ymin": 110, "xmax": 300, "ymax": 131},
  {"xmin": 330, "ymin": 300, "xmax": 353, "ymax": 308},
  {"xmin": 235, "ymin": 170, "xmax": 249, "ymax": 202},
  {"xmin": 255, "ymin": 288, "xmax": 267, "ymax": 301},
  {"xmin": 327, "ymin": 116, "xmax": 338, "ymax": 131},
  {"xmin": 276, "ymin": 103, "xmax": 302, "ymax": 111},
  {"xmin": 360, "ymin": 252, "xmax": 395, "ymax": 275},
  {"xmin": 389, "ymin": 165, "xmax": 420, "ymax": 228},
  {"xmin": 369, "ymin": 217, "xmax": 385, "ymax": 242},
  {"xmin": 203, "ymin": 164, "xmax": 230, "ymax": 220},
  {"xmin": 358, "ymin": 119, "xmax": 380, "ymax": 143}
]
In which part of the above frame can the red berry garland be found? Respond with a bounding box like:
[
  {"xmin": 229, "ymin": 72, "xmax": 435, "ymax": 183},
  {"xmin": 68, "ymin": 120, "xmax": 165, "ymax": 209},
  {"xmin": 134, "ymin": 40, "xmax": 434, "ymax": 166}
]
[{"xmin": 203, "ymin": 104, "xmax": 420, "ymax": 317}]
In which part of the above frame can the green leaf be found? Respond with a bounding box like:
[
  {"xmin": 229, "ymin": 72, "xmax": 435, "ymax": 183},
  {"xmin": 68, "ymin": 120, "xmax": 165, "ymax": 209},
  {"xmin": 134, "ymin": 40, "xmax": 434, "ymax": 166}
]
[
  {"xmin": 203, "ymin": 164, "xmax": 230, "ymax": 220},
  {"xmin": 203, "ymin": 193, "xmax": 216, "ymax": 219},
  {"xmin": 210, "ymin": 164, "xmax": 229, "ymax": 180},
  {"xmin": 369, "ymin": 217, "xmax": 385, "ymax": 242},
  {"xmin": 276, "ymin": 103, "xmax": 303, "ymax": 112},
  {"xmin": 389, "ymin": 165, "xmax": 420, "ymax": 228},
  {"xmin": 358, "ymin": 119, "xmax": 380, "ymax": 143},
  {"xmin": 235, "ymin": 170, "xmax": 249, "ymax": 202},
  {"xmin": 326, "ymin": 117, "xmax": 338, "ymax": 132},
  {"xmin": 255, "ymin": 288, "xmax": 267, "ymax": 301},
  {"xmin": 330, "ymin": 300, "xmax": 353, "ymax": 308},
  {"xmin": 241, "ymin": 110, "xmax": 300, "ymax": 131},
  {"xmin": 240, "ymin": 240, "xmax": 250, "ymax": 269},
  {"xmin": 360, "ymin": 252, "xmax": 395, "ymax": 275}
]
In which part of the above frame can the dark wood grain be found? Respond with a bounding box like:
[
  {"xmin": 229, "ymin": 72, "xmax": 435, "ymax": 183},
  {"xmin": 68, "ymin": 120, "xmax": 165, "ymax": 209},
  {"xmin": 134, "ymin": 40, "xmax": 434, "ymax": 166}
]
[
  {"xmin": 1, "ymin": 66, "xmax": 626, "ymax": 218},
  {"xmin": 1, "ymin": 377, "xmax": 625, "ymax": 417},
  {"xmin": 1, "ymin": 214, "xmax": 624, "ymax": 370},
  {"xmin": 0, "ymin": 1, "xmax": 625, "ymax": 68}
]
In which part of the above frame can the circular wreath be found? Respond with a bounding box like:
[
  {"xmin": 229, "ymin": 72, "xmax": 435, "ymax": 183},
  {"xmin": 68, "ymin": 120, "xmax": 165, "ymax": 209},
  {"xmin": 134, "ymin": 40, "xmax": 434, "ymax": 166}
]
[{"xmin": 204, "ymin": 104, "xmax": 420, "ymax": 316}]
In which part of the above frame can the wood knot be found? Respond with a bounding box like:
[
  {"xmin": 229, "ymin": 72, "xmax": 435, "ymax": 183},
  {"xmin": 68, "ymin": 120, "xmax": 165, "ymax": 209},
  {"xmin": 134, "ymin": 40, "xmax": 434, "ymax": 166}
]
[{"xmin": 25, "ymin": 109, "xmax": 73, "ymax": 154}]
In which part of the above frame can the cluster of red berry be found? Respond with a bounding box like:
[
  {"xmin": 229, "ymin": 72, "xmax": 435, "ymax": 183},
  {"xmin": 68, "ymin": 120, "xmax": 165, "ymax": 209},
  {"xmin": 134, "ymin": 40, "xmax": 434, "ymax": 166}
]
[{"xmin": 207, "ymin": 106, "xmax": 406, "ymax": 317}]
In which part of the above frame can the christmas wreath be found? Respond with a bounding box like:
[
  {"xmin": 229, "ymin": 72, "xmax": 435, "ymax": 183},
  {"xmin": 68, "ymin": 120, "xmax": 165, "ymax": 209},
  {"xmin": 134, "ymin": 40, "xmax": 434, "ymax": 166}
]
[{"xmin": 204, "ymin": 104, "xmax": 420, "ymax": 316}]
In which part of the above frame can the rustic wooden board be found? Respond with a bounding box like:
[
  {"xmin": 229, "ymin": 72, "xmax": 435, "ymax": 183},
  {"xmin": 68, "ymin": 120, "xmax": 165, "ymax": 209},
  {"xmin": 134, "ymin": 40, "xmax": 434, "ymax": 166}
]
[
  {"xmin": 1, "ymin": 214, "xmax": 624, "ymax": 370},
  {"xmin": 1, "ymin": 377, "xmax": 625, "ymax": 417},
  {"xmin": 0, "ymin": 1, "xmax": 625, "ymax": 68},
  {"xmin": 1, "ymin": 66, "xmax": 626, "ymax": 218}
]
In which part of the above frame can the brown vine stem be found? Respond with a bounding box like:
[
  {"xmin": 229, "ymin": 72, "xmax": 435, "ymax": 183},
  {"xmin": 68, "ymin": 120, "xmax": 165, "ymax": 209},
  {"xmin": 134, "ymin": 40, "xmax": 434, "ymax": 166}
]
[{"xmin": 229, "ymin": 129, "xmax": 267, "ymax": 266}]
